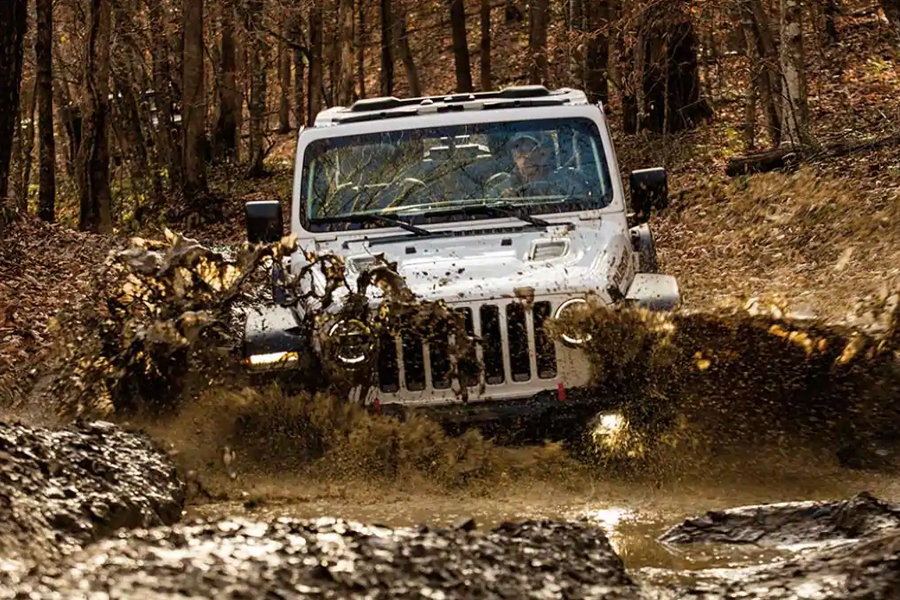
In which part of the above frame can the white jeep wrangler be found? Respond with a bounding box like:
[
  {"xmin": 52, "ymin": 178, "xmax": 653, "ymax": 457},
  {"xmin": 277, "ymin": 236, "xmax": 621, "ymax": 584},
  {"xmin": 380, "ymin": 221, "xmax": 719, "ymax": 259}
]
[{"xmin": 241, "ymin": 85, "xmax": 679, "ymax": 434}]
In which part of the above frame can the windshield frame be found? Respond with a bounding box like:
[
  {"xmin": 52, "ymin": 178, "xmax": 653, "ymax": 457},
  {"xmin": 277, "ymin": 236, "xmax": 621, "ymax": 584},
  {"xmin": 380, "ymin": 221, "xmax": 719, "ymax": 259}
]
[{"xmin": 291, "ymin": 106, "xmax": 625, "ymax": 237}]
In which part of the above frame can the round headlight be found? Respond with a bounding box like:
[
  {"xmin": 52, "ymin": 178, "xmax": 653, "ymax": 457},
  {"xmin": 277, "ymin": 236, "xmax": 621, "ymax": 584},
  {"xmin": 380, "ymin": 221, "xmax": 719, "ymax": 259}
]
[
  {"xmin": 327, "ymin": 319, "xmax": 373, "ymax": 365},
  {"xmin": 554, "ymin": 298, "xmax": 592, "ymax": 345}
]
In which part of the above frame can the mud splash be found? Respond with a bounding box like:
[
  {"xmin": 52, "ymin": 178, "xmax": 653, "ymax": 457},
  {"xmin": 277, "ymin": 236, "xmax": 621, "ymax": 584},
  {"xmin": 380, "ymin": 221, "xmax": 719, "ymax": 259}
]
[{"xmin": 15, "ymin": 228, "xmax": 900, "ymax": 499}]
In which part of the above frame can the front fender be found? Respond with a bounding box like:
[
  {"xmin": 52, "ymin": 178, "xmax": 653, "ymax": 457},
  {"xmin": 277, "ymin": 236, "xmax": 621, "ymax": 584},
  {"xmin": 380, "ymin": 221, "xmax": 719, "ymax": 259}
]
[
  {"xmin": 243, "ymin": 303, "xmax": 308, "ymax": 370},
  {"xmin": 624, "ymin": 273, "xmax": 680, "ymax": 311}
]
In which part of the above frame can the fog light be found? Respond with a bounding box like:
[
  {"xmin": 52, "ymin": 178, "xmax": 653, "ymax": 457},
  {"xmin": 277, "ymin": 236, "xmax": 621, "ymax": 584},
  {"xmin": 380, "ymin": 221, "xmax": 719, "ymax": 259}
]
[
  {"xmin": 554, "ymin": 297, "xmax": 592, "ymax": 345},
  {"xmin": 245, "ymin": 351, "xmax": 299, "ymax": 370}
]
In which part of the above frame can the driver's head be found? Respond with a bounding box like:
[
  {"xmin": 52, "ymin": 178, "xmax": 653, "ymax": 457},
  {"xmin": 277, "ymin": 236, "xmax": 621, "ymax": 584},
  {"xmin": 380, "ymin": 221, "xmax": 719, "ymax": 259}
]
[{"xmin": 508, "ymin": 133, "xmax": 551, "ymax": 180}]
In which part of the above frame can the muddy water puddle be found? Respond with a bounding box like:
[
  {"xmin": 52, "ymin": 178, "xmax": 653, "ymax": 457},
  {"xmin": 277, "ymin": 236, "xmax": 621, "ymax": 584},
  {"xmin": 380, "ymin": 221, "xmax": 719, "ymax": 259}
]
[{"xmin": 185, "ymin": 464, "xmax": 900, "ymax": 588}]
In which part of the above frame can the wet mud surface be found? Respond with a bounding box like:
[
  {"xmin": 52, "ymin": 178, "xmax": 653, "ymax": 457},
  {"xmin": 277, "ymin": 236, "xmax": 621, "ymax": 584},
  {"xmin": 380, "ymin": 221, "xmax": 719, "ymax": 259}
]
[
  {"xmin": 0, "ymin": 420, "xmax": 185, "ymax": 580},
  {"xmin": 659, "ymin": 491, "xmax": 900, "ymax": 547},
  {"xmin": 0, "ymin": 422, "xmax": 899, "ymax": 600},
  {"xmin": 9, "ymin": 518, "xmax": 637, "ymax": 599},
  {"xmin": 0, "ymin": 232, "xmax": 898, "ymax": 597}
]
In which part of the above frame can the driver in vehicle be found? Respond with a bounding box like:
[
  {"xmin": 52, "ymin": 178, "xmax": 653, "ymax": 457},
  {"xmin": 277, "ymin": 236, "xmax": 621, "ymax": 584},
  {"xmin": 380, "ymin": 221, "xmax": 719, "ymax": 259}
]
[{"xmin": 487, "ymin": 132, "xmax": 587, "ymax": 199}]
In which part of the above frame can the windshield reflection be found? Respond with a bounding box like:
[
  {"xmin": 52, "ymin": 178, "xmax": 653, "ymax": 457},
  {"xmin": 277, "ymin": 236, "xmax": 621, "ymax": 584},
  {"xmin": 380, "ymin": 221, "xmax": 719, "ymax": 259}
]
[{"xmin": 301, "ymin": 117, "xmax": 614, "ymax": 232}]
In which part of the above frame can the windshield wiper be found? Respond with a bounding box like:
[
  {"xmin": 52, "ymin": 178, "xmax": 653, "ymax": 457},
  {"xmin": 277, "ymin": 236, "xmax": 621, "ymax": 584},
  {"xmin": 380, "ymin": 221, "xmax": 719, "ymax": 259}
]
[
  {"xmin": 479, "ymin": 202, "xmax": 552, "ymax": 228},
  {"xmin": 325, "ymin": 213, "xmax": 433, "ymax": 237},
  {"xmin": 398, "ymin": 202, "xmax": 554, "ymax": 229}
]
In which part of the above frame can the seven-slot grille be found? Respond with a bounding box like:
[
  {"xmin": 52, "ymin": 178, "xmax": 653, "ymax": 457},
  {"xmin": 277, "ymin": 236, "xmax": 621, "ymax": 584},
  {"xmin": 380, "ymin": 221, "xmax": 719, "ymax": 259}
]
[{"xmin": 376, "ymin": 300, "xmax": 558, "ymax": 393}]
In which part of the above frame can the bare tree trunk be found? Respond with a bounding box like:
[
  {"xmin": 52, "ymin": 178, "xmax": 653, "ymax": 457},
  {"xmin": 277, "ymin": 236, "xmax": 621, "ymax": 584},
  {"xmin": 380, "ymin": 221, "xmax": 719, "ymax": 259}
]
[
  {"xmin": 214, "ymin": 0, "xmax": 240, "ymax": 163},
  {"xmin": 278, "ymin": 30, "xmax": 292, "ymax": 132},
  {"xmin": 18, "ymin": 79, "xmax": 38, "ymax": 212},
  {"xmin": 449, "ymin": 0, "xmax": 474, "ymax": 92},
  {"xmin": 247, "ymin": 0, "xmax": 268, "ymax": 176},
  {"xmin": 0, "ymin": 0, "xmax": 27, "ymax": 208},
  {"xmin": 624, "ymin": 3, "xmax": 712, "ymax": 134},
  {"xmin": 37, "ymin": 0, "xmax": 56, "ymax": 221},
  {"xmin": 749, "ymin": 0, "xmax": 782, "ymax": 142},
  {"xmin": 823, "ymin": 0, "xmax": 838, "ymax": 44},
  {"xmin": 338, "ymin": 0, "xmax": 355, "ymax": 105},
  {"xmin": 182, "ymin": 0, "xmax": 207, "ymax": 200},
  {"xmin": 739, "ymin": 0, "xmax": 781, "ymax": 146},
  {"xmin": 148, "ymin": 0, "xmax": 181, "ymax": 188},
  {"xmin": 308, "ymin": 0, "xmax": 324, "ymax": 122},
  {"xmin": 743, "ymin": 42, "xmax": 758, "ymax": 150},
  {"xmin": 394, "ymin": 7, "xmax": 421, "ymax": 96},
  {"xmin": 480, "ymin": 0, "xmax": 492, "ymax": 91},
  {"xmin": 584, "ymin": 0, "xmax": 609, "ymax": 105},
  {"xmin": 292, "ymin": 15, "xmax": 306, "ymax": 127},
  {"xmin": 528, "ymin": 0, "xmax": 550, "ymax": 84},
  {"xmin": 380, "ymin": 0, "xmax": 394, "ymax": 96},
  {"xmin": 77, "ymin": 0, "xmax": 113, "ymax": 233},
  {"xmin": 779, "ymin": 0, "xmax": 814, "ymax": 148},
  {"xmin": 357, "ymin": 0, "xmax": 366, "ymax": 99}
]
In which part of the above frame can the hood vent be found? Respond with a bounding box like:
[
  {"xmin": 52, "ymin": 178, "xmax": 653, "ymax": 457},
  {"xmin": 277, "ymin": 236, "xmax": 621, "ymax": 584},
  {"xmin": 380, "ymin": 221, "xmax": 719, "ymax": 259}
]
[
  {"xmin": 347, "ymin": 255, "xmax": 378, "ymax": 274},
  {"xmin": 528, "ymin": 240, "xmax": 568, "ymax": 262}
]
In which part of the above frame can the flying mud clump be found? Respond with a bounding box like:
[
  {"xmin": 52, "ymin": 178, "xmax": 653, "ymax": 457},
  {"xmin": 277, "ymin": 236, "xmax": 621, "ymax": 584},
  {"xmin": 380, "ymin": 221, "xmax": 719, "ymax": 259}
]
[
  {"xmin": 27, "ymin": 228, "xmax": 900, "ymax": 477},
  {"xmin": 27, "ymin": 229, "xmax": 473, "ymax": 420},
  {"xmin": 549, "ymin": 286, "xmax": 900, "ymax": 468}
]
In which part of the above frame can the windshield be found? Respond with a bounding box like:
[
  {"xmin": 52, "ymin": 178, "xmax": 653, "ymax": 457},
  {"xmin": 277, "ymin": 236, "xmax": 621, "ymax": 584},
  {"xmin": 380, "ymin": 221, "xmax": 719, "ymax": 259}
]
[{"xmin": 300, "ymin": 117, "xmax": 614, "ymax": 232}]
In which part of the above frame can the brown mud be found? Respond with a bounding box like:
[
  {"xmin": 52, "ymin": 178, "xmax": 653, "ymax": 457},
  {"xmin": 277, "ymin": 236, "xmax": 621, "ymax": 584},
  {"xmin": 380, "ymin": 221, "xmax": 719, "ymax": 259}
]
[{"xmin": 0, "ymin": 228, "xmax": 898, "ymax": 597}]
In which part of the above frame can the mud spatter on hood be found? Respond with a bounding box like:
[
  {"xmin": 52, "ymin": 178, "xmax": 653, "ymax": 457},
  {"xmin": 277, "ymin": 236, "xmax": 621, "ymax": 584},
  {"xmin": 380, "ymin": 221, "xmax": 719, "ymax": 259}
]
[
  {"xmin": 8, "ymin": 518, "xmax": 637, "ymax": 599},
  {"xmin": 0, "ymin": 420, "xmax": 185, "ymax": 577}
]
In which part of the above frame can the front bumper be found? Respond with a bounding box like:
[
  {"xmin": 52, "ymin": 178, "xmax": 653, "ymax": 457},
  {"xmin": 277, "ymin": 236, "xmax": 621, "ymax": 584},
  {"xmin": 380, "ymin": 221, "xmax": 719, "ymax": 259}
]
[{"xmin": 373, "ymin": 386, "xmax": 613, "ymax": 426}]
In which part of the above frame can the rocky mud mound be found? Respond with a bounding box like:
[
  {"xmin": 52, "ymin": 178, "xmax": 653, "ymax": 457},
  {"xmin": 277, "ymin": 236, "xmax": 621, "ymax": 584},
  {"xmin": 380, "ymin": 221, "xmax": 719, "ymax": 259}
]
[
  {"xmin": 684, "ymin": 532, "xmax": 900, "ymax": 600},
  {"xmin": 659, "ymin": 491, "xmax": 900, "ymax": 547},
  {"xmin": 8, "ymin": 518, "xmax": 637, "ymax": 600},
  {"xmin": 0, "ymin": 420, "xmax": 185, "ymax": 574}
]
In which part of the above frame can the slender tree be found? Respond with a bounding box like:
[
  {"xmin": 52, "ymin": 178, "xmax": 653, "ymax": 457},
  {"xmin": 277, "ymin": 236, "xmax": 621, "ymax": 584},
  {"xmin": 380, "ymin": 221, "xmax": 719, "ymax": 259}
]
[
  {"xmin": 182, "ymin": 0, "xmax": 207, "ymax": 199},
  {"xmin": 584, "ymin": 0, "xmax": 610, "ymax": 105},
  {"xmin": 779, "ymin": 0, "xmax": 815, "ymax": 147},
  {"xmin": 291, "ymin": 14, "xmax": 306, "ymax": 128},
  {"xmin": 37, "ymin": 0, "xmax": 56, "ymax": 221},
  {"xmin": 480, "ymin": 0, "xmax": 492, "ymax": 91},
  {"xmin": 357, "ymin": 0, "xmax": 366, "ymax": 99},
  {"xmin": 247, "ymin": 0, "xmax": 268, "ymax": 176},
  {"xmin": 380, "ymin": 0, "xmax": 394, "ymax": 96},
  {"xmin": 308, "ymin": 0, "xmax": 324, "ymax": 122},
  {"xmin": 76, "ymin": 0, "xmax": 113, "ymax": 233},
  {"xmin": 338, "ymin": 0, "xmax": 355, "ymax": 105},
  {"xmin": 0, "ymin": 0, "xmax": 28, "ymax": 208},
  {"xmin": 449, "ymin": 0, "xmax": 474, "ymax": 92},
  {"xmin": 394, "ymin": 5, "xmax": 421, "ymax": 96},
  {"xmin": 214, "ymin": 0, "xmax": 240, "ymax": 162},
  {"xmin": 528, "ymin": 0, "xmax": 550, "ymax": 84},
  {"xmin": 147, "ymin": 0, "xmax": 180, "ymax": 187},
  {"xmin": 278, "ymin": 28, "xmax": 292, "ymax": 132},
  {"xmin": 740, "ymin": 0, "xmax": 781, "ymax": 146}
]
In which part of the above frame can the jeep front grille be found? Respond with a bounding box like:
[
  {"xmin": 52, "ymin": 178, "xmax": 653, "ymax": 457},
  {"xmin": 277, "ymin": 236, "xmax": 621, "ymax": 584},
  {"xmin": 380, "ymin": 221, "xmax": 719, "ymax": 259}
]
[{"xmin": 376, "ymin": 300, "xmax": 558, "ymax": 393}]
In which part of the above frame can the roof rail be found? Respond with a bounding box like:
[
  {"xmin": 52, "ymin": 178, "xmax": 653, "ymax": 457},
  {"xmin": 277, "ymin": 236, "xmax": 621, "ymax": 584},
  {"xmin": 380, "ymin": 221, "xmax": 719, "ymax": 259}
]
[
  {"xmin": 313, "ymin": 86, "xmax": 589, "ymax": 127},
  {"xmin": 347, "ymin": 85, "xmax": 556, "ymax": 114}
]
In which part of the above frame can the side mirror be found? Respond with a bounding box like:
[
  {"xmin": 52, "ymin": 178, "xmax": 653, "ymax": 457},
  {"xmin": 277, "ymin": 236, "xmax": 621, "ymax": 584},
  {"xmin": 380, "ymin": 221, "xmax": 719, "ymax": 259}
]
[
  {"xmin": 245, "ymin": 200, "xmax": 284, "ymax": 244},
  {"xmin": 629, "ymin": 167, "xmax": 668, "ymax": 224}
]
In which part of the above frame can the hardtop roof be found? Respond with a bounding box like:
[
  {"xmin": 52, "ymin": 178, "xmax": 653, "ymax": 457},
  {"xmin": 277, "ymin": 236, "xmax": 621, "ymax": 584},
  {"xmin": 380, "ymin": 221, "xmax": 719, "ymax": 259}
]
[{"xmin": 313, "ymin": 85, "xmax": 593, "ymax": 127}]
